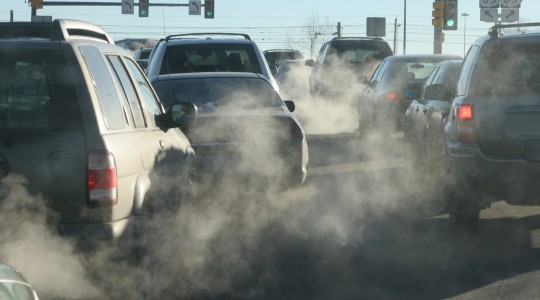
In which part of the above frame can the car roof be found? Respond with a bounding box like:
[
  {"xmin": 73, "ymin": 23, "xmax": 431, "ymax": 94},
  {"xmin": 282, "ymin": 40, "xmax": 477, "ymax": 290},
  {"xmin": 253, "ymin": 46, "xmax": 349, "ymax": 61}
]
[
  {"xmin": 153, "ymin": 71, "xmax": 266, "ymax": 81},
  {"xmin": 264, "ymin": 49, "xmax": 301, "ymax": 53},
  {"xmin": 0, "ymin": 263, "xmax": 28, "ymax": 283},
  {"xmin": 384, "ymin": 54, "xmax": 462, "ymax": 62}
]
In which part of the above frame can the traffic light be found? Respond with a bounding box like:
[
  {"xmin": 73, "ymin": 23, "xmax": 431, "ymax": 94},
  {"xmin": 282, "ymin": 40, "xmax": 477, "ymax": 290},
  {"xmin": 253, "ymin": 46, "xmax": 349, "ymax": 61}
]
[
  {"xmin": 443, "ymin": 0, "xmax": 458, "ymax": 30},
  {"xmin": 432, "ymin": 1, "xmax": 443, "ymax": 28},
  {"xmin": 205, "ymin": 0, "xmax": 214, "ymax": 19},
  {"xmin": 139, "ymin": 0, "xmax": 149, "ymax": 17},
  {"xmin": 31, "ymin": 0, "xmax": 43, "ymax": 9}
]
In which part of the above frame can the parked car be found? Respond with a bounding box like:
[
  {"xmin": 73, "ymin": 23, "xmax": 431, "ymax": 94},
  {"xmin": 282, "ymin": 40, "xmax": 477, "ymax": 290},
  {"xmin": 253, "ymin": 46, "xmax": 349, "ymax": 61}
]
[
  {"xmin": 274, "ymin": 59, "xmax": 310, "ymax": 100},
  {"xmin": 151, "ymin": 72, "xmax": 309, "ymax": 191},
  {"xmin": 358, "ymin": 54, "xmax": 462, "ymax": 134},
  {"xmin": 133, "ymin": 46, "xmax": 153, "ymax": 70},
  {"xmin": 305, "ymin": 37, "xmax": 393, "ymax": 98},
  {"xmin": 0, "ymin": 20, "xmax": 197, "ymax": 258},
  {"xmin": 145, "ymin": 33, "xmax": 279, "ymax": 93},
  {"xmin": 404, "ymin": 59, "xmax": 463, "ymax": 167},
  {"xmin": 434, "ymin": 23, "xmax": 540, "ymax": 227},
  {"xmin": 0, "ymin": 263, "xmax": 39, "ymax": 300},
  {"xmin": 263, "ymin": 49, "xmax": 304, "ymax": 75}
]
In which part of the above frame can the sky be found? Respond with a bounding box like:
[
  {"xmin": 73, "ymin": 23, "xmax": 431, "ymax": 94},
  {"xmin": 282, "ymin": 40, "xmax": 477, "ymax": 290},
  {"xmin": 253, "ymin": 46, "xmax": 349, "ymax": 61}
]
[{"xmin": 1, "ymin": 0, "xmax": 536, "ymax": 57}]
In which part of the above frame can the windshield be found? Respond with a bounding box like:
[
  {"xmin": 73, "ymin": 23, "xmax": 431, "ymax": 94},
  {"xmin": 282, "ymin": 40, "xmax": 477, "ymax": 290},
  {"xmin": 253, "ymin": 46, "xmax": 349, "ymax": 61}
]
[{"xmin": 153, "ymin": 77, "xmax": 283, "ymax": 110}]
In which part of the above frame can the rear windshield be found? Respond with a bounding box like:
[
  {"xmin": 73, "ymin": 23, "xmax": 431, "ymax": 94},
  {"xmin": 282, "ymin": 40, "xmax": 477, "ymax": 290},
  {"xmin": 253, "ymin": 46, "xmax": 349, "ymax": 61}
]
[
  {"xmin": 323, "ymin": 40, "xmax": 392, "ymax": 66},
  {"xmin": 160, "ymin": 43, "xmax": 263, "ymax": 75},
  {"xmin": 264, "ymin": 51, "xmax": 303, "ymax": 68},
  {"xmin": 382, "ymin": 60, "xmax": 441, "ymax": 83},
  {"xmin": 153, "ymin": 77, "xmax": 282, "ymax": 110},
  {"xmin": 0, "ymin": 47, "xmax": 82, "ymax": 132},
  {"xmin": 474, "ymin": 40, "xmax": 540, "ymax": 97}
]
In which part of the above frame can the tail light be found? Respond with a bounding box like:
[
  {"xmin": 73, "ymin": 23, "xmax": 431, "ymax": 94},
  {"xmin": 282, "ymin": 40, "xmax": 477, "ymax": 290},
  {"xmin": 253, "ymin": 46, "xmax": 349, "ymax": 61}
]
[
  {"xmin": 87, "ymin": 151, "xmax": 117, "ymax": 207},
  {"xmin": 456, "ymin": 104, "xmax": 476, "ymax": 142},
  {"xmin": 386, "ymin": 92, "xmax": 403, "ymax": 102}
]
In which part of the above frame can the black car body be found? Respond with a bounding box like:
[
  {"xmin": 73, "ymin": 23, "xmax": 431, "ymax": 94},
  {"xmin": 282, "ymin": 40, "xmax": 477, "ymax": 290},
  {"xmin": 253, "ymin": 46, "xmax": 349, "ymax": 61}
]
[
  {"xmin": 151, "ymin": 72, "xmax": 309, "ymax": 190},
  {"xmin": 305, "ymin": 37, "xmax": 393, "ymax": 98},
  {"xmin": 359, "ymin": 54, "xmax": 462, "ymax": 133},
  {"xmin": 404, "ymin": 59, "xmax": 463, "ymax": 166},
  {"xmin": 439, "ymin": 24, "xmax": 540, "ymax": 225},
  {"xmin": 263, "ymin": 49, "xmax": 304, "ymax": 75}
]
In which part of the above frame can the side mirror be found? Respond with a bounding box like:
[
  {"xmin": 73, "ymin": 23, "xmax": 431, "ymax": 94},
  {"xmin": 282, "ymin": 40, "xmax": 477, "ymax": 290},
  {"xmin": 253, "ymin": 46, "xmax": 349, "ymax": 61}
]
[
  {"xmin": 305, "ymin": 59, "xmax": 315, "ymax": 67},
  {"xmin": 165, "ymin": 101, "xmax": 198, "ymax": 129},
  {"xmin": 424, "ymin": 84, "xmax": 447, "ymax": 101},
  {"xmin": 284, "ymin": 100, "xmax": 295, "ymax": 112}
]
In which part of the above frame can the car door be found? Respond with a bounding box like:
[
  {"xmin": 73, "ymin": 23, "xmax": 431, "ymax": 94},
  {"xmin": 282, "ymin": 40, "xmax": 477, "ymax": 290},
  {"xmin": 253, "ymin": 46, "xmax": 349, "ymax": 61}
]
[{"xmin": 124, "ymin": 58, "xmax": 194, "ymax": 200}]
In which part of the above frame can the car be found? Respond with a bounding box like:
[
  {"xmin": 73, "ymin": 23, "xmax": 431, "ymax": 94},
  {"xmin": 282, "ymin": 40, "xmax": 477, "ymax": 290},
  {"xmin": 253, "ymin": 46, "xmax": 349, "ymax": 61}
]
[
  {"xmin": 432, "ymin": 23, "xmax": 540, "ymax": 227},
  {"xmin": 274, "ymin": 59, "xmax": 310, "ymax": 100},
  {"xmin": 133, "ymin": 46, "xmax": 153, "ymax": 70},
  {"xmin": 150, "ymin": 72, "xmax": 309, "ymax": 191},
  {"xmin": 404, "ymin": 59, "xmax": 463, "ymax": 167},
  {"xmin": 0, "ymin": 19, "xmax": 197, "ymax": 258},
  {"xmin": 263, "ymin": 49, "xmax": 304, "ymax": 75},
  {"xmin": 145, "ymin": 33, "xmax": 279, "ymax": 93},
  {"xmin": 0, "ymin": 263, "xmax": 39, "ymax": 300},
  {"xmin": 305, "ymin": 37, "xmax": 393, "ymax": 98},
  {"xmin": 358, "ymin": 53, "xmax": 462, "ymax": 134}
]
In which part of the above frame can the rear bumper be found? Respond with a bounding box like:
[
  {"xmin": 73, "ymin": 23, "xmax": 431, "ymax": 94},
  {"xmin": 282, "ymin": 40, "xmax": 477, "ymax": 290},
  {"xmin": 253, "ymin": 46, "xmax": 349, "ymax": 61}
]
[
  {"xmin": 57, "ymin": 217, "xmax": 131, "ymax": 251},
  {"xmin": 447, "ymin": 141, "xmax": 540, "ymax": 204}
]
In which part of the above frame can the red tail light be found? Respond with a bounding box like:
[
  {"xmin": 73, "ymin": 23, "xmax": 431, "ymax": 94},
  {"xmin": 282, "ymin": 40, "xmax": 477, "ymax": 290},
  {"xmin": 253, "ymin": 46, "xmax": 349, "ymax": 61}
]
[
  {"xmin": 387, "ymin": 92, "xmax": 403, "ymax": 102},
  {"xmin": 87, "ymin": 151, "xmax": 117, "ymax": 207},
  {"xmin": 456, "ymin": 104, "xmax": 476, "ymax": 142}
]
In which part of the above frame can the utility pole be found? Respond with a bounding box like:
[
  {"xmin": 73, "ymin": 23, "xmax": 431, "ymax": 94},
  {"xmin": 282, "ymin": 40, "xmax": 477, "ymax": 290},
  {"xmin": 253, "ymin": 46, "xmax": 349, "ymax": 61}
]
[
  {"xmin": 393, "ymin": 18, "xmax": 401, "ymax": 55},
  {"xmin": 403, "ymin": 0, "xmax": 407, "ymax": 54},
  {"xmin": 336, "ymin": 22, "xmax": 341, "ymax": 38}
]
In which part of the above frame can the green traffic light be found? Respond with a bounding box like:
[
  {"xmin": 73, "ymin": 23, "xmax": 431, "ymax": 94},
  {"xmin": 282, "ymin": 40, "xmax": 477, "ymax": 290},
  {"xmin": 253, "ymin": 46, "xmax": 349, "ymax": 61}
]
[{"xmin": 446, "ymin": 19, "xmax": 455, "ymax": 27}]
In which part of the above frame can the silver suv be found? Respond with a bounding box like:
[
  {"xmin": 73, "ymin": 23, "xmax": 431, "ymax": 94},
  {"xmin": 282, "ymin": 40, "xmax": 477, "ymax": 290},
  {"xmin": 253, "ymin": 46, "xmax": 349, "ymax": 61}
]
[
  {"xmin": 145, "ymin": 32, "xmax": 279, "ymax": 93},
  {"xmin": 0, "ymin": 20, "xmax": 197, "ymax": 252}
]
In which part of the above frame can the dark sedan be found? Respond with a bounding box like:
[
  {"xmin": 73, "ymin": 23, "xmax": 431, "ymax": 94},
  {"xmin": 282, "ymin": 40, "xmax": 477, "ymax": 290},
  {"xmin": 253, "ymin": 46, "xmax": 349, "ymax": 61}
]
[
  {"xmin": 151, "ymin": 72, "xmax": 309, "ymax": 191},
  {"xmin": 358, "ymin": 54, "xmax": 462, "ymax": 134},
  {"xmin": 404, "ymin": 59, "xmax": 463, "ymax": 167}
]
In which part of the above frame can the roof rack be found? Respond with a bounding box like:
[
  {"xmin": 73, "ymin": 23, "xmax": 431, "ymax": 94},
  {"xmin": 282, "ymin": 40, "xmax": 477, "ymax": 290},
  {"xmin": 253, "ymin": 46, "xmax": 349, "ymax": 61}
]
[
  {"xmin": 0, "ymin": 19, "xmax": 114, "ymax": 44},
  {"xmin": 331, "ymin": 36, "xmax": 383, "ymax": 40},
  {"xmin": 489, "ymin": 22, "xmax": 540, "ymax": 37},
  {"xmin": 165, "ymin": 32, "xmax": 251, "ymax": 41}
]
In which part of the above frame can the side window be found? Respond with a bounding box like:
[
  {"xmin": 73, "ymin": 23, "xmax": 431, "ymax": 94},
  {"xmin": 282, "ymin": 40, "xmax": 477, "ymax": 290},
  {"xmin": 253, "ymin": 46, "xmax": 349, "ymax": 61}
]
[
  {"xmin": 124, "ymin": 58, "xmax": 162, "ymax": 128},
  {"xmin": 431, "ymin": 66, "xmax": 443, "ymax": 85},
  {"xmin": 316, "ymin": 44, "xmax": 327, "ymax": 64},
  {"xmin": 456, "ymin": 45, "xmax": 480, "ymax": 96},
  {"xmin": 107, "ymin": 55, "xmax": 146, "ymax": 128},
  {"xmin": 373, "ymin": 60, "xmax": 388, "ymax": 83},
  {"xmin": 79, "ymin": 45, "xmax": 125, "ymax": 130},
  {"xmin": 420, "ymin": 65, "xmax": 441, "ymax": 101}
]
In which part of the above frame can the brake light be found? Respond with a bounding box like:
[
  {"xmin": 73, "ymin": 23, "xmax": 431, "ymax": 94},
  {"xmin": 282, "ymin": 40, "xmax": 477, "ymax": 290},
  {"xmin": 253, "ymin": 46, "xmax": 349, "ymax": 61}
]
[
  {"xmin": 456, "ymin": 104, "xmax": 476, "ymax": 142},
  {"xmin": 87, "ymin": 151, "xmax": 117, "ymax": 207},
  {"xmin": 386, "ymin": 92, "xmax": 402, "ymax": 102}
]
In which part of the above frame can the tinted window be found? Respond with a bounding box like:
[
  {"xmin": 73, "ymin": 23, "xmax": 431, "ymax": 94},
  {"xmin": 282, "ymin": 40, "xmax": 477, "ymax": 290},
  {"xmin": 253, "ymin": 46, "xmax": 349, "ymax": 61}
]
[
  {"xmin": 125, "ymin": 59, "xmax": 161, "ymax": 128},
  {"xmin": 382, "ymin": 60, "xmax": 440, "ymax": 83},
  {"xmin": 153, "ymin": 77, "xmax": 283, "ymax": 110},
  {"xmin": 108, "ymin": 55, "xmax": 146, "ymax": 128},
  {"xmin": 323, "ymin": 41, "xmax": 392, "ymax": 66},
  {"xmin": 0, "ymin": 48, "xmax": 82, "ymax": 132},
  {"xmin": 160, "ymin": 43, "xmax": 263, "ymax": 75},
  {"xmin": 80, "ymin": 45, "xmax": 125, "ymax": 130},
  {"xmin": 474, "ymin": 40, "xmax": 540, "ymax": 97}
]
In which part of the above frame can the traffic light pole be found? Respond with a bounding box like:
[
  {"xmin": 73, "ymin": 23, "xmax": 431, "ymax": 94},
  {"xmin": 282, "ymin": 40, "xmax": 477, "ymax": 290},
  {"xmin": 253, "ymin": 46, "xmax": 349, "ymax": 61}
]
[{"xmin": 434, "ymin": 26, "xmax": 442, "ymax": 54}]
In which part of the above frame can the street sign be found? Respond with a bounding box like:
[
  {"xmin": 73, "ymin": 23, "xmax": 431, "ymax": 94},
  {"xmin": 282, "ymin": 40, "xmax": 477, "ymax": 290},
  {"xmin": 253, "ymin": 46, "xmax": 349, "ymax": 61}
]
[
  {"xmin": 501, "ymin": 8, "xmax": 519, "ymax": 22},
  {"xmin": 500, "ymin": 0, "xmax": 521, "ymax": 8},
  {"xmin": 480, "ymin": 8, "xmax": 498, "ymax": 22},
  {"xmin": 366, "ymin": 17, "xmax": 386, "ymax": 37},
  {"xmin": 189, "ymin": 0, "xmax": 201, "ymax": 15},
  {"xmin": 479, "ymin": 0, "xmax": 499, "ymax": 8},
  {"xmin": 121, "ymin": 0, "xmax": 134, "ymax": 14}
]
